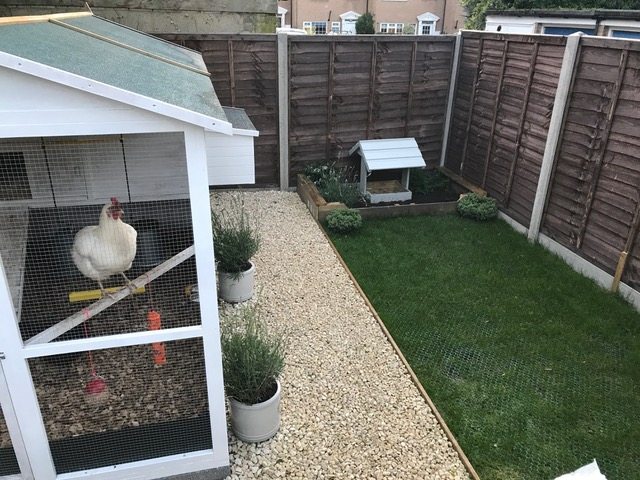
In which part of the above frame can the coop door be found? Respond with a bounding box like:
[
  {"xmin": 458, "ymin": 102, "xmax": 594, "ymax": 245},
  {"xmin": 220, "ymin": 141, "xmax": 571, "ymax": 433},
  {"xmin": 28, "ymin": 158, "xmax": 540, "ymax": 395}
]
[{"xmin": 0, "ymin": 131, "xmax": 225, "ymax": 479}]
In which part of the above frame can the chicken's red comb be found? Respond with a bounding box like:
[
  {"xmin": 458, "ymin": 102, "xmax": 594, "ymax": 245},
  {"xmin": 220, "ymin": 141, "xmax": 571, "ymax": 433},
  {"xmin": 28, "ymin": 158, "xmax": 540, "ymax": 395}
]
[{"xmin": 111, "ymin": 197, "xmax": 119, "ymax": 204}]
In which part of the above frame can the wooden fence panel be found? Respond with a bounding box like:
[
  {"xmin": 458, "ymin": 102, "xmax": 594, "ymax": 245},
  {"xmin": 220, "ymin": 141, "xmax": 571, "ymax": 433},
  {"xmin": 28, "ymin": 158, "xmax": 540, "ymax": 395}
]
[
  {"xmin": 288, "ymin": 36, "xmax": 455, "ymax": 180},
  {"xmin": 445, "ymin": 32, "xmax": 565, "ymax": 225},
  {"xmin": 159, "ymin": 34, "xmax": 280, "ymax": 187},
  {"xmin": 542, "ymin": 39, "xmax": 640, "ymax": 283},
  {"xmin": 445, "ymin": 36, "xmax": 481, "ymax": 174}
]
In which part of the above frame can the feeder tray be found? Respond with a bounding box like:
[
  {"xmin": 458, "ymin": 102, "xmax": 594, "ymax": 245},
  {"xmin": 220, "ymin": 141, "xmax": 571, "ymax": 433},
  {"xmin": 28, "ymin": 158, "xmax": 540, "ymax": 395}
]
[{"xmin": 84, "ymin": 374, "xmax": 109, "ymax": 404}]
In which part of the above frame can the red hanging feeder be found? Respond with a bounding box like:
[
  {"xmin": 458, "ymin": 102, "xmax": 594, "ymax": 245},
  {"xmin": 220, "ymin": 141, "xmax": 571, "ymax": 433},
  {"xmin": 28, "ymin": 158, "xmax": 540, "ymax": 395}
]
[{"xmin": 83, "ymin": 322, "xmax": 109, "ymax": 404}]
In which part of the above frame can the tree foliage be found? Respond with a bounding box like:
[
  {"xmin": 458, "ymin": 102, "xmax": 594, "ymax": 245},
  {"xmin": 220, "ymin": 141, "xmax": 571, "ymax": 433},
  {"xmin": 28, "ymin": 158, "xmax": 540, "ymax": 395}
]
[
  {"xmin": 462, "ymin": 0, "xmax": 640, "ymax": 30},
  {"xmin": 356, "ymin": 12, "xmax": 375, "ymax": 34}
]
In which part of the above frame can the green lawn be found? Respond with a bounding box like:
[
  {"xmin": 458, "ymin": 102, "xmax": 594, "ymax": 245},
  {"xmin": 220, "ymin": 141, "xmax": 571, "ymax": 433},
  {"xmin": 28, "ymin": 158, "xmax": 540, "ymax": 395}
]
[{"xmin": 329, "ymin": 215, "xmax": 640, "ymax": 480}]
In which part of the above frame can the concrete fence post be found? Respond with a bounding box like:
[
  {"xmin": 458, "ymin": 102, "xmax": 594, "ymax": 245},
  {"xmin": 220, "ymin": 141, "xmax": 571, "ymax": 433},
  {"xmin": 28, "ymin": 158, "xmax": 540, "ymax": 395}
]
[
  {"xmin": 527, "ymin": 32, "xmax": 582, "ymax": 243},
  {"xmin": 277, "ymin": 33, "xmax": 289, "ymax": 191},
  {"xmin": 440, "ymin": 31, "xmax": 462, "ymax": 168}
]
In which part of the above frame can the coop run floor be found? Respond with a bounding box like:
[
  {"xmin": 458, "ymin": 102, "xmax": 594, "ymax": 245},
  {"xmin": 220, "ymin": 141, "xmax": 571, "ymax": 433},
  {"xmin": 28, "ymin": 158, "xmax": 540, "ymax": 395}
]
[{"xmin": 213, "ymin": 191, "xmax": 469, "ymax": 480}]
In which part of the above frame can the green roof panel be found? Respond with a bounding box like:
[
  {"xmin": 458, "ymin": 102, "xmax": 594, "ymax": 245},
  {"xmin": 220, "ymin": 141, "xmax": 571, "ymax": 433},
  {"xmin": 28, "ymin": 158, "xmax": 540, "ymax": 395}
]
[
  {"xmin": 63, "ymin": 16, "xmax": 207, "ymax": 71},
  {"xmin": 0, "ymin": 16, "xmax": 225, "ymax": 122},
  {"xmin": 222, "ymin": 107, "xmax": 257, "ymax": 132}
]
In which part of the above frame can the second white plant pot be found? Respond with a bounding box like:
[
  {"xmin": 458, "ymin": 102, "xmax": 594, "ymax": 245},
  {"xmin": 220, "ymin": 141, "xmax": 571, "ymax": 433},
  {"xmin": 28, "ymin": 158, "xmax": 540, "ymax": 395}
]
[
  {"xmin": 218, "ymin": 261, "xmax": 255, "ymax": 303},
  {"xmin": 229, "ymin": 380, "xmax": 281, "ymax": 443}
]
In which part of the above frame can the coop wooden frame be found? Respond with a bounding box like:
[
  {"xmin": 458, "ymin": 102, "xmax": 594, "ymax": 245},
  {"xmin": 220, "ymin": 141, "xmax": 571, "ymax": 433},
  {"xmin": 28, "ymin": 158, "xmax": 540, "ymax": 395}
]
[{"xmin": 0, "ymin": 123, "xmax": 229, "ymax": 479}]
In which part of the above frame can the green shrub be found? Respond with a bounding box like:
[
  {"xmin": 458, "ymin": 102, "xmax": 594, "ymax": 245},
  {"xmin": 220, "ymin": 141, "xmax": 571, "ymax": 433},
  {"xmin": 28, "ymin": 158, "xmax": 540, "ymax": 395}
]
[
  {"xmin": 457, "ymin": 193, "xmax": 498, "ymax": 221},
  {"xmin": 211, "ymin": 195, "xmax": 260, "ymax": 276},
  {"xmin": 356, "ymin": 12, "xmax": 375, "ymax": 34},
  {"xmin": 409, "ymin": 168, "xmax": 450, "ymax": 195},
  {"xmin": 326, "ymin": 209, "xmax": 363, "ymax": 233},
  {"xmin": 221, "ymin": 305, "xmax": 285, "ymax": 405}
]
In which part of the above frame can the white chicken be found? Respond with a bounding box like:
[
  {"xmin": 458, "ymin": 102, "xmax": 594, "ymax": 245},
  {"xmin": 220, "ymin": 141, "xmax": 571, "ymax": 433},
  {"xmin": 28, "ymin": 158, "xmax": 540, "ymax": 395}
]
[{"xmin": 71, "ymin": 197, "xmax": 137, "ymax": 296}]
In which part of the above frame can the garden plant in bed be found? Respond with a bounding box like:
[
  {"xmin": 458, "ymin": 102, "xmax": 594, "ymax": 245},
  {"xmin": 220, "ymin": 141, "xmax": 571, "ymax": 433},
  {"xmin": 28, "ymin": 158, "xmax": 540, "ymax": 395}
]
[{"xmin": 328, "ymin": 214, "xmax": 640, "ymax": 480}]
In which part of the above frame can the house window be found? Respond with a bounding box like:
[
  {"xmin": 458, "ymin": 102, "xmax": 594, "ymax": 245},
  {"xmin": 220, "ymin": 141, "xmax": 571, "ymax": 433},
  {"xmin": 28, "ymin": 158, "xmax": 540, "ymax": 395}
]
[
  {"xmin": 420, "ymin": 23, "xmax": 433, "ymax": 35},
  {"xmin": 380, "ymin": 23, "xmax": 404, "ymax": 34},
  {"xmin": 331, "ymin": 22, "xmax": 341, "ymax": 33},
  {"xmin": 0, "ymin": 151, "xmax": 31, "ymax": 200},
  {"xmin": 277, "ymin": 14, "xmax": 285, "ymax": 28},
  {"xmin": 542, "ymin": 26, "xmax": 595, "ymax": 36},
  {"xmin": 611, "ymin": 29, "xmax": 640, "ymax": 39},
  {"xmin": 304, "ymin": 21, "xmax": 327, "ymax": 34}
]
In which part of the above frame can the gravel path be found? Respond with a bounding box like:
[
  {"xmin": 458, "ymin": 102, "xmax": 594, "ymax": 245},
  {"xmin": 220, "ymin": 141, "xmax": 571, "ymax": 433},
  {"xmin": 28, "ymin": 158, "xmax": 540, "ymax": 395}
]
[{"xmin": 213, "ymin": 191, "xmax": 470, "ymax": 480}]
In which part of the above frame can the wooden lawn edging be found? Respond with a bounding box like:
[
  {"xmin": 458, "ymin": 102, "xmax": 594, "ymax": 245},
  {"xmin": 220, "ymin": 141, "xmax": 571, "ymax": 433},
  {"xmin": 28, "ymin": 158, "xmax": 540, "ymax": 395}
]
[
  {"xmin": 358, "ymin": 201, "xmax": 457, "ymax": 219},
  {"xmin": 296, "ymin": 174, "xmax": 346, "ymax": 222},
  {"xmin": 317, "ymin": 221, "xmax": 481, "ymax": 480}
]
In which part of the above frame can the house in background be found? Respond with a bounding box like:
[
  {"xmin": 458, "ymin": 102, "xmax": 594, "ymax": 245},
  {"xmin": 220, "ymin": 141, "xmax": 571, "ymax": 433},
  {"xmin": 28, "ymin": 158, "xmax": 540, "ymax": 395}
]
[
  {"xmin": 485, "ymin": 9, "xmax": 640, "ymax": 38},
  {"xmin": 0, "ymin": 0, "xmax": 277, "ymax": 33},
  {"xmin": 277, "ymin": 0, "xmax": 467, "ymax": 35}
]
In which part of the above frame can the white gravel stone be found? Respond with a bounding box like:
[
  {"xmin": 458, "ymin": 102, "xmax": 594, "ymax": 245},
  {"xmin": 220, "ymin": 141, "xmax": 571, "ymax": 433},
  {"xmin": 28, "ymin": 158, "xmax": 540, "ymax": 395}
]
[{"xmin": 213, "ymin": 191, "xmax": 470, "ymax": 480}]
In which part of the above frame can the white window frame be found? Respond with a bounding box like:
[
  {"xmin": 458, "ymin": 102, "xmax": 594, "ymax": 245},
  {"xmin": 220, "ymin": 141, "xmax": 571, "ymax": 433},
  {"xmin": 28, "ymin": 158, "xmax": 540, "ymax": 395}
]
[
  {"xmin": 379, "ymin": 22, "xmax": 404, "ymax": 34},
  {"xmin": 331, "ymin": 22, "xmax": 341, "ymax": 33},
  {"xmin": 420, "ymin": 22, "xmax": 433, "ymax": 35},
  {"xmin": 303, "ymin": 21, "xmax": 328, "ymax": 35}
]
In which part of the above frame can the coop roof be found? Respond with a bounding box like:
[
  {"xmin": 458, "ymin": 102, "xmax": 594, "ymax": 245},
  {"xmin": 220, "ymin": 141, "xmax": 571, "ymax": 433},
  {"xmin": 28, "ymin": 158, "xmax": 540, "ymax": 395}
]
[
  {"xmin": 222, "ymin": 107, "xmax": 259, "ymax": 137},
  {"xmin": 0, "ymin": 12, "xmax": 232, "ymax": 134},
  {"xmin": 349, "ymin": 138, "xmax": 426, "ymax": 172}
]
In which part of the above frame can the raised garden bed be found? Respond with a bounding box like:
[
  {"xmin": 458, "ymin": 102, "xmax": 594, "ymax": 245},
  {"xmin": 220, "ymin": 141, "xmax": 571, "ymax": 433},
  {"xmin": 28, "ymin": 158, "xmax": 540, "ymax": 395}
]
[{"xmin": 297, "ymin": 168, "xmax": 471, "ymax": 221}]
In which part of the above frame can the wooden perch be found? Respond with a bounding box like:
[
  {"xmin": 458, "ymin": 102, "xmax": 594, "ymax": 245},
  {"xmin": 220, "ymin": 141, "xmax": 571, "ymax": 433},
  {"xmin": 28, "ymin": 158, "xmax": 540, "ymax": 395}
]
[{"xmin": 25, "ymin": 245, "xmax": 195, "ymax": 346}]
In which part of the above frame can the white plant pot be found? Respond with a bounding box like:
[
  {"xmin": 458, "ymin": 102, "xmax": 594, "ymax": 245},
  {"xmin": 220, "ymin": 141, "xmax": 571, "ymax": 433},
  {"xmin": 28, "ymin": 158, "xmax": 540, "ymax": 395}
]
[
  {"xmin": 218, "ymin": 261, "xmax": 255, "ymax": 303},
  {"xmin": 229, "ymin": 380, "xmax": 281, "ymax": 443}
]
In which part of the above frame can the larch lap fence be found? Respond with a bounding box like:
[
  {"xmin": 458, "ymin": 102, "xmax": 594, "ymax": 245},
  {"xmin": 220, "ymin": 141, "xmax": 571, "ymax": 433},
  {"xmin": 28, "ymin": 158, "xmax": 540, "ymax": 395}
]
[
  {"xmin": 444, "ymin": 31, "xmax": 640, "ymax": 304},
  {"xmin": 163, "ymin": 32, "xmax": 640, "ymax": 307},
  {"xmin": 161, "ymin": 34, "xmax": 456, "ymax": 188}
]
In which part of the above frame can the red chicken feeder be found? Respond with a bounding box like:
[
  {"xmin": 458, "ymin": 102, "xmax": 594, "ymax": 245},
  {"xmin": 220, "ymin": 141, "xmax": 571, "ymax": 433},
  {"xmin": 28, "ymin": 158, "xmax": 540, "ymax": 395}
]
[{"xmin": 84, "ymin": 374, "xmax": 109, "ymax": 404}]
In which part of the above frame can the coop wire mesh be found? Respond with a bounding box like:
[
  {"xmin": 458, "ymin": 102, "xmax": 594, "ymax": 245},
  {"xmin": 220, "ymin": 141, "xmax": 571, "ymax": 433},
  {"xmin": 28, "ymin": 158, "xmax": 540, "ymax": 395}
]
[
  {"xmin": 0, "ymin": 133, "xmax": 212, "ymax": 472},
  {"xmin": 0, "ymin": 406, "xmax": 19, "ymax": 476}
]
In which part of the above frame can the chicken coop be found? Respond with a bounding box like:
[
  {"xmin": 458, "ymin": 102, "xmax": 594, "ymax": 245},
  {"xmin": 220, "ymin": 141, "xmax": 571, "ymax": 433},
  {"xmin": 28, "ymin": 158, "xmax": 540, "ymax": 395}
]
[{"xmin": 0, "ymin": 12, "xmax": 257, "ymax": 480}]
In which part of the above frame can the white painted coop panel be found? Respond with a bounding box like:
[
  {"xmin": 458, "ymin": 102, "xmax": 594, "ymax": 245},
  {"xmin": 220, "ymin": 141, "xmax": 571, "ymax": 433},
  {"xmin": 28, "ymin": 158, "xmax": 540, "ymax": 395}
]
[
  {"xmin": 205, "ymin": 132, "xmax": 256, "ymax": 186},
  {"xmin": 0, "ymin": 132, "xmax": 217, "ymax": 476}
]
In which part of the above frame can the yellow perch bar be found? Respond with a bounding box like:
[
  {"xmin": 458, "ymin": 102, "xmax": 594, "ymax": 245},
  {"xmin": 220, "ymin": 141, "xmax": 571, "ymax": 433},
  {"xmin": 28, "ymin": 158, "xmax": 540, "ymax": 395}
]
[{"xmin": 69, "ymin": 286, "xmax": 145, "ymax": 303}]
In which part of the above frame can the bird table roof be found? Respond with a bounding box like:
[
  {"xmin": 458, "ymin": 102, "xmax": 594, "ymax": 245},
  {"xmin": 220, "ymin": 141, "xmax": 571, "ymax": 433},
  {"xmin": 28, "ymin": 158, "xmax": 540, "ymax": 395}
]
[
  {"xmin": 0, "ymin": 12, "xmax": 228, "ymax": 127},
  {"xmin": 349, "ymin": 138, "xmax": 426, "ymax": 172}
]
